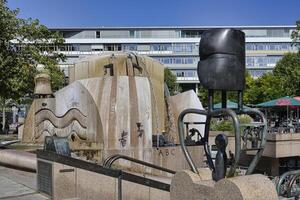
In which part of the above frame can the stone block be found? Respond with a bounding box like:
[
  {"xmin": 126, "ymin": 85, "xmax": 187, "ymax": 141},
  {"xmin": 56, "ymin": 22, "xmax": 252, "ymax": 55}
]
[
  {"xmin": 53, "ymin": 163, "xmax": 77, "ymax": 200},
  {"xmin": 77, "ymin": 168, "xmax": 117, "ymax": 200},
  {"xmin": 170, "ymin": 170, "xmax": 277, "ymax": 200},
  {"xmin": 213, "ymin": 174, "xmax": 278, "ymax": 200},
  {"xmin": 150, "ymin": 188, "xmax": 170, "ymax": 200},
  {"xmin": 122, "ymin": 180, "xmax": 150, "ymax": 200}
]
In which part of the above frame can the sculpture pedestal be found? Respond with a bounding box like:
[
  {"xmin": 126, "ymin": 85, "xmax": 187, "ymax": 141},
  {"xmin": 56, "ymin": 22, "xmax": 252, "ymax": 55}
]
[{"xmin": 170, "ymin": 169, "xmax": 278, "ymax": 200}]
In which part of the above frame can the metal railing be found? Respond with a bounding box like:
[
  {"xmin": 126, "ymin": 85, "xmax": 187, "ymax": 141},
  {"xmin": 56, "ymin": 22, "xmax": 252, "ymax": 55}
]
[
  {"xmin": 37, "ymin": 150, "xmax": 171, "ymax": 200},
  {"xmin": 276, "ymin": 169, "xmax": 300, "ymax": 198}
]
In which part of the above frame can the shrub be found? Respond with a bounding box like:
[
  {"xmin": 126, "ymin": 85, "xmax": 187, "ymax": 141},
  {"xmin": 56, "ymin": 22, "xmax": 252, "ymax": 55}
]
[{"xmin": 210, "ymin": 115, "xmax": 252, "ymax": 132}]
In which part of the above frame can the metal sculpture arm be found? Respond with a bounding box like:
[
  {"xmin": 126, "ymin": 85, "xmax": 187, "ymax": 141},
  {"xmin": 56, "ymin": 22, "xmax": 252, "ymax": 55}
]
[
  {"xmin": 177, "ymin": 109, "xmax": 206, "ymax": 174},
  {"xmin": 177, "ymin": 108, "xmax": 241, "ymax": 177}
]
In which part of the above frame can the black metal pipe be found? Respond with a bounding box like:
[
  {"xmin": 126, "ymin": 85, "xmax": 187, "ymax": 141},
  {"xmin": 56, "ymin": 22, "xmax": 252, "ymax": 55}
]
[
  {"xmin": 238, "ymin": 91, "xmax": 243, "ymax": 111},
  {"xmin": 203, "ymin": 114, "xmax": 214, "ymax": 171},
  {"xmin": 103, "ymin": 154, "xmax": 116, "ymax": 167},
  {"xmin": 103, "ymin": 154, "xmax": 175, "ymax": 174},
  {"xmin": 221, "ymin": 91, "xmax": 227, "ymax": 109},
  {"xmin": 118, "ymin": 175, "xmax": 122, "ymax": 200},
  {"xmin": 208, "ymin": 90, "xmax": 214, "ymax": 112}
]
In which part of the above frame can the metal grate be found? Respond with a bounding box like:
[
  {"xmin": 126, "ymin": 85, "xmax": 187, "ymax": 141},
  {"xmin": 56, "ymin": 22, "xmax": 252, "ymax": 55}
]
[{"xmin": 37, "ymin": 160, "xmax": 53, "ymax": 196}]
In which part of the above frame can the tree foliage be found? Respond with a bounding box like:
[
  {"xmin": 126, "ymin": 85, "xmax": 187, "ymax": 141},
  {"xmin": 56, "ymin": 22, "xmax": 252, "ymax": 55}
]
[
  {"xmin": 0, "ymin": 0, "xmax": 65, "ymax": 101},
  {"xmin": 243, "ymin": 72, "xmax": 285, "ymax": 104},
  {"xmin": 291, "ymin": 20, "xmax": 300, "ymax": 44},
  {"xmin": 273, "ymin": 52, "xmax": 300, "ymax": 96},
  {"xmin": 164, "ymin": 68, "xmax": 180, "ymax": 95}
]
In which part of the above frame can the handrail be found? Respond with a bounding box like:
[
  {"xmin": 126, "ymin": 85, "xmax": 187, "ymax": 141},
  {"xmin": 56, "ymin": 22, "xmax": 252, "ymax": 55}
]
[
  {"xmin": 37, "ymin": 150, "xmax": 171, "ymax": 194},
  {"xmin": 103, "ymin": 154, "xmax": 176, "ymax": 175},
  {"xmin": 276, "ymin": 169, "xmax": 300, "ymax": 197}
]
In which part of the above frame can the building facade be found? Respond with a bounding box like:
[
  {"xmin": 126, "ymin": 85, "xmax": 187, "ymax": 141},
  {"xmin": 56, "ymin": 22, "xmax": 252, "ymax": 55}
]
[{"xmin": 51, "ymin": 26, "xmax": 298, "ymax": 91}]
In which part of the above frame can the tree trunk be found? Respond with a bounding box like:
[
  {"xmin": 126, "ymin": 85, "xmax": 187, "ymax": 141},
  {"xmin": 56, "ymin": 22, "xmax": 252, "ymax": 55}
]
[{"xmin": 1, "ymin": 99, "xmax": 6, "ymax": 132}]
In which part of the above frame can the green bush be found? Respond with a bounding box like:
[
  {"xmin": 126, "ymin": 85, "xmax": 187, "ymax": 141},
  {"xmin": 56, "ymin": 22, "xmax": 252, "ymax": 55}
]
[{"xmin": 210, "ymin": 115, "xmax": 252, "ymax": 132}]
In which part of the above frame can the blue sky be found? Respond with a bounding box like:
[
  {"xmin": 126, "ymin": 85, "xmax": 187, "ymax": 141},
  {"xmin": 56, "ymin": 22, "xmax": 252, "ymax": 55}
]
[{"xmin": 7, "ymin": 0, "xmax": 300, "ymax": 27}]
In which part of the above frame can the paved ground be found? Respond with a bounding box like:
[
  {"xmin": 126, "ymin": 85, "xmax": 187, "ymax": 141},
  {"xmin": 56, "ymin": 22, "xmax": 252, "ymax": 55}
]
[{"xmin": 0, "ymin": 166, "xmax": 48, "ymax": 200}]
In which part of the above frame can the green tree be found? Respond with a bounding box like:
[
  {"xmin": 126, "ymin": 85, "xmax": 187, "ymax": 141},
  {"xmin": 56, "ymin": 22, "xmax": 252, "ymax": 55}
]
[
  {"xmin": 244, "ymin": 72, "xmax": 286, "ymax": 104},
  {"xmin": 0, "ymin": 0, "xmax": 65, "ymax": 131},
  {"xmin": 164, "ymin": 68, "xmax": 180, "ymax": 95},
  {"xmin": 244, "ymin": 52, "xmax": 300, "ymax": 105},
  {"xmin": 291, "ymin": 20, "xmax": 300, "ymax": 45},
  {"xmin": 273, "ymin": 52, "xmax": 300, "ymax": 96}
]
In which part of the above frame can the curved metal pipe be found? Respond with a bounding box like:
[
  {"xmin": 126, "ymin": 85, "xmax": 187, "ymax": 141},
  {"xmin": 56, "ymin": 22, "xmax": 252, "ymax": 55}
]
[
  {"xmin": 177, "ymin": 108, "xmax": 241, "ymax": 177},
  {"xmin": 203, "ymin": 114, "xmax": 215, "ymax": 172},
  {"xmin": 103, "ymin": 154, "xmax": 176, "ymax": 174},
  {"xmin": 177, "ymin": 109, "xmax": 207, "ymax": 174},
  {"xmin": 103, "ymin": 154, "xmax": 116, "ymax": 167}
]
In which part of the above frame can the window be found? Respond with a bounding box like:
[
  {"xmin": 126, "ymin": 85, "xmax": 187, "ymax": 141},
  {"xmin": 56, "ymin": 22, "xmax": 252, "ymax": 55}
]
[
  {"xmin": 104, "ymin": 44, "xmax": 122, "ymax": 51},
  {"xmin": 243, "ymin": 28, "xmax": 294, "ymax": 38},
  {"xmin": 181, "ymin": 30, "xmax": 203, "ymax": 38},
  {"xmin": 129, "ymin": 30, "xmax": 135, "ymax": 38},
  {"xmin": 150, "ymin": 44, "xmax": 172, "ymax": 51},
  {"xmin": 246, "ymin": 43, "xmax": 295, "ymax": 52},
  {"xmin": 123, "ymin": 44, "xmax": 137, "ymax": 51},
  {"xmin": 171, "ymin": 70, "xmax": 197, "ymax": 77},
  {"xmin": 100, "ymin": 30, "xmax": 130, "ymax": 38},
  {"xmin": 139, "ymin": 30, "xmax": 178, "ymax": 38},
  {"xmin": 246, "ymin": 57, "xmax": 254, "ymax": 67},
  {"xmin": 246, "ymin": 56, "xmax": 283, "ymax": 68},
  {"xmin": 248, "ymin": 70, "xmax": 272, "ymax": 78},
  {"xmin": 137, "ymin": 45, "xmax": 150, "ymax": 51},
  {"xmin": 96, "ymin": 31, "xmax": 100, "ymax": 38},
  {"xmin": 246, "ymin": 44, "xmax": 255, "ymax": 50},
  {"xmin": 153, "ymin": 57, "xmax": 198, "ymax": 65}
]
